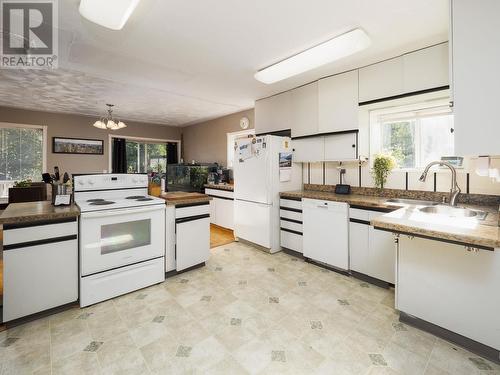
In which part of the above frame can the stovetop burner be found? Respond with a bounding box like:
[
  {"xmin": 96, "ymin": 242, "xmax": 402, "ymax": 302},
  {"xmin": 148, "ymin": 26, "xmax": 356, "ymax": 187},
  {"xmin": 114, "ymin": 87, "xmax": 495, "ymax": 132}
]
[
  {"xmin": 87, "ymin": 198, "xmax": 105, "ymax": 202},
  {"xmin": 89, "ymin": 200, "xmax": 115, "ymax": 206},
  {"xmin": 136, "ymin": 198, "xmax": 153, "ymax": 201},
  {"xmin": 126, "ymin": 195, "xmax": 146, "ymax": 199}
]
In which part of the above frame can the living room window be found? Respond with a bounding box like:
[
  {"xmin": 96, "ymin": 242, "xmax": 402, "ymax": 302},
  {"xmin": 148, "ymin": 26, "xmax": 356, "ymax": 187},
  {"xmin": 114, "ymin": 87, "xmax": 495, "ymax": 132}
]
[
  {"xmin": 370, "ymin": 99, "xmax": 454, "ymax": 169},
  {"xmin": 0, "ymin": 122, "xmax": 47, "ymax": 198}
]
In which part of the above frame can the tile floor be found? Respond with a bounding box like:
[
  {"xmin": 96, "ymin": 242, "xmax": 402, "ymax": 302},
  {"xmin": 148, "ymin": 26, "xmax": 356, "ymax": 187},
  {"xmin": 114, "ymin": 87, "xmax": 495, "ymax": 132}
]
[{"xmin": 1, "ymin": 241, "xmax": 499, "ymax": 374}]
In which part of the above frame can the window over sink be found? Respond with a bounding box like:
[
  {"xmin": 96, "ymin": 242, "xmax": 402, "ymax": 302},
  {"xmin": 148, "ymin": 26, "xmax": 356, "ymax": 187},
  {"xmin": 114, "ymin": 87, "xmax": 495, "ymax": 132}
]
[{"xmin": 369, "ymin": 99, "xmax": 454, "ymax": 169}]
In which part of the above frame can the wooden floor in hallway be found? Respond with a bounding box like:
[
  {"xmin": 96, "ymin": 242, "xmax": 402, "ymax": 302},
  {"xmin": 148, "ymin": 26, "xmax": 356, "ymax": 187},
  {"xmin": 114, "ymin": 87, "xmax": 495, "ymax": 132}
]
[{"xmin": 210, "ymin": 224, "xmax": 234, "ymax": 249}]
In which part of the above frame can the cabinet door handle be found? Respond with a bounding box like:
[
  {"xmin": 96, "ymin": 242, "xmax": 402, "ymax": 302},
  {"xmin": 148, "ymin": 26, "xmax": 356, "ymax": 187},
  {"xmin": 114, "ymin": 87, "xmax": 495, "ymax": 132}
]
[{"xmin": 317, "ymin": 205, "xmax": 328, "ymax": 209}]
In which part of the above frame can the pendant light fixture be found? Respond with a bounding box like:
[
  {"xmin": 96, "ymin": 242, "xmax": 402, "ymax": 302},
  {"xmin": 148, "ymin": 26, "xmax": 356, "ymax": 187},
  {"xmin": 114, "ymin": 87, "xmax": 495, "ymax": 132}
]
[{"xmin": 93, "ymin": 104, "xmax": 127, "ymax": 130}]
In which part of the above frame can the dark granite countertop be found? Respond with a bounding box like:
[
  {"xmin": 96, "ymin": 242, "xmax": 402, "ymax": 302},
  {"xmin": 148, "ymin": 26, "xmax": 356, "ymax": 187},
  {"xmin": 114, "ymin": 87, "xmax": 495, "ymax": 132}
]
[
  {"xmin": 0, "ymin": 201, "xmax": 80, "ymax": 225},
  {"xmin": 281, "ymin": 185, "xmax": 500, "ymax": 249}
]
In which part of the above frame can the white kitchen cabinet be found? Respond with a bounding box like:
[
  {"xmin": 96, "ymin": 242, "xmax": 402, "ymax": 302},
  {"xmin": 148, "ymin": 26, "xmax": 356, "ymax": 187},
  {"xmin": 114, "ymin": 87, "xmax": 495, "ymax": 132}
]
[
  {"xmin": 214, "ymin": 197, "xmax": 234, "ymax": 230},
  {"xmin": 280, "ymin": 198, "xmax": 303, "ymax": 253},
  {"xmin": 175, "ymin": 203, "xmax": 210, "ymax": 271},
  {"xmin": 290, "ymin": 82, "xmax": 319, "ymax": 138},
  {"xmin": 368, "ymin": 212, "xmax": 395, "ymax": 284},
  {"xmin": 397, "ymin": 236, "xmax": 500, "ymax": 352},
  {"xmin": 348, "ymin": 208, "xmax": 395, "ymax": 284},
  {"xmin": 209, "ymin": 199, "xmax": 216, "ymax": 224},
  {"xmin": 205, "ymin": 188, "xmax": 234, "ymax": 230},
  {"xmin": 303, "ymin": 199, "xmax": 349, "ymax": 270},
  {"xmin": 255, "ymin": 91, "xmax": 292, "ymax": 135},
  {"xmin": 349, "ymin": 216, "xmax": 369, "ymax": 275},
  {"xmin": 291, "ymin": 137, "xmax": 324, "ymax": 163},
  {"xmin": 323, "ymin": 132, "xmax": 357, "ymax": 161},
  {"xmin": 318, "ymin": 70, "xmax": 359, "ymax": 132},
  {"xmin": 3, "ymin": 219, "xmax": 78, "ymax": 322},
  {"xmin": 451, "ymin": 0, "xmax": 500, "ymax": 156},
  {"xmin": 359, "ymin": 57, "xmax": 404, "ymax": 103},
  {"xmin": 403, "ymin": 43, "xmax": 449, "ymax": 93}
]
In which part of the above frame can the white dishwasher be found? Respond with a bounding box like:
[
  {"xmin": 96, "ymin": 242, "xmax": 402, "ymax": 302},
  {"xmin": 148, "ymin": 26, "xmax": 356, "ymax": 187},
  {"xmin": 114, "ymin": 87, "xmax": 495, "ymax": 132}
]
[{"xmin": 303, "ymin": 198, "xmax": 349, "ymax": 271}]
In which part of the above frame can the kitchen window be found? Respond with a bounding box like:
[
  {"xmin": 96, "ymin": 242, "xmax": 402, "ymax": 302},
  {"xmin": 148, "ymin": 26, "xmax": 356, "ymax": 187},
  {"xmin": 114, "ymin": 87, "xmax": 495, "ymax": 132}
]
[
  {"xmin": 227, "ymin": 129, "xmax": 255, "ymax": 168},
  {"xmin": 0, "ymin": 123, "xmax": 47, "ymax": 197},
  {"xmin": 370, "ymin": 100, "xmax": 454, "ymax": 169}
]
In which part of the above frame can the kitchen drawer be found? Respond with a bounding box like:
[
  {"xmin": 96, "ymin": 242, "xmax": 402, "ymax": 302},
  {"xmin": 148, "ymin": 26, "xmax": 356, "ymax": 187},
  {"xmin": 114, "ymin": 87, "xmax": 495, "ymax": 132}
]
[
  {"xmin": 280, "ymin": 230, "xmax": 303, "ymax": 253},
  {"xmin": 205, "ymin": 188, "xmax": 234, "ymax": 199},
  {"xmin": 4, "ymin": 219, "xmax": 77, "ymax": 246},
  {"xmin": 175, "ymin": 203, "xmax": 210, "ymax": 219},
  {"xmin": 280, "ymin": 219, "xmax": 302, "ymax": 233},
  {"xmin": 279, "ymin": 198, "xmax": 302, "ymax": 210},
  {"xmin": 280, "ymin": 209, "xmax": 302, "ymax": 222}
]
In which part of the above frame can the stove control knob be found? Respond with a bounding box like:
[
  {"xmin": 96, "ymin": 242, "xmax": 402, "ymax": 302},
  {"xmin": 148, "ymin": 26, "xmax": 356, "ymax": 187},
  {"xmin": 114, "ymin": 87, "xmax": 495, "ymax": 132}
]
[
  {"xmin": 78, "ymin": 180, "xmax": 84, "ymax": 186},
  {"xmin": 132, "ymin": 177, "xmax": 139, "ymax": 183},
  {"xmin": 87, "ymin": 179, "xmax": 95, "ymax": 185}
]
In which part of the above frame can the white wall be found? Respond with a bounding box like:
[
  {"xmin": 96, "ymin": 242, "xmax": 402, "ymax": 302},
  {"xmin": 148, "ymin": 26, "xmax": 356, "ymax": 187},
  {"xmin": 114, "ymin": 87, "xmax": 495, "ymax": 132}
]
[{"xmin": 301, "ymin": 91, "xmax": 500, "ymax": 195}]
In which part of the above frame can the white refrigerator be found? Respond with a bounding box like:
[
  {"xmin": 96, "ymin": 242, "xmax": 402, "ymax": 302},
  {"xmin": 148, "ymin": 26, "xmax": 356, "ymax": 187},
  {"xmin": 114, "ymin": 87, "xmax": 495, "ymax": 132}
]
[{"xmin": 233, "ymin": 135, "xmax": 302, "ymax": 253}]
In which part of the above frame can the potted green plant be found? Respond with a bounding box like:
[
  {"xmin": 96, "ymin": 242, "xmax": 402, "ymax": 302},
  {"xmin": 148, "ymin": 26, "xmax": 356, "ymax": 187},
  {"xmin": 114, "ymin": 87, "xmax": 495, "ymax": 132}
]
[{"xmin": 372, "ymin": 153, "xmax": 396, "ymax": 189}]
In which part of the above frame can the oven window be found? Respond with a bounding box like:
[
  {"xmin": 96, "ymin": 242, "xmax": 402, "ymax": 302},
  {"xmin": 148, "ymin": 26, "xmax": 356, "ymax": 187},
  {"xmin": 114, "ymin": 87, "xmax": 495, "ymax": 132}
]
[{"xmin": 100, "ymin": 219, "xmax": 151, "ymax": 255}]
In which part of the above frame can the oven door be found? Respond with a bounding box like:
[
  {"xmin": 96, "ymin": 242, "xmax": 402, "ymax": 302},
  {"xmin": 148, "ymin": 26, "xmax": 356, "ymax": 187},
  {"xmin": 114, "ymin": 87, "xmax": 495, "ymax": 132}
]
[{"xmin": 80, "ymin": 205, "xmax": 165, "ymax": 276}]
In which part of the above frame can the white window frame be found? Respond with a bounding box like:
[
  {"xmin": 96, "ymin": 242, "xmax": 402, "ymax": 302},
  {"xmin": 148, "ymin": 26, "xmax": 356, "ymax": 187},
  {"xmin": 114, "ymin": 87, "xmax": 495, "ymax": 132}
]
[
  {"xmin": 108, "ymin": 134, "xmax": 181, "ymax": 173},
  {"xmin": 0, "ymin": 121, "xmax": 48, "ymax": 178},
  {"xmin": 226, "ymin": 129, "xmax": 255, "ymax": 169},
  {"xmin": 369, "ymin": 99, "xmax": 453, "ymax": 171}
]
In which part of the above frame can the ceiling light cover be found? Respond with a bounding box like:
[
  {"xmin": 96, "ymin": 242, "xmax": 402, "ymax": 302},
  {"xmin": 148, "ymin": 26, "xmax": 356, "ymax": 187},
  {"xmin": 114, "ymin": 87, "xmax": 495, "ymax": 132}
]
[
  {"xmin": 254, "ymin": 28, "xmax": 371, "ymax": 84},
  {"xmin": 79, "ymin": 0, "xmax": 141, "ymax": 30}
]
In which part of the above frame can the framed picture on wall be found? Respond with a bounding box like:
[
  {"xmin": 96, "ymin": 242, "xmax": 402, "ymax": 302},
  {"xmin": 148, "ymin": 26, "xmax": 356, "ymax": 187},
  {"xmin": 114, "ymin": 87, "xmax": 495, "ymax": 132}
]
[{"xmin": 52, "ymin": 137, "xmax": 104, "ymax": 155}]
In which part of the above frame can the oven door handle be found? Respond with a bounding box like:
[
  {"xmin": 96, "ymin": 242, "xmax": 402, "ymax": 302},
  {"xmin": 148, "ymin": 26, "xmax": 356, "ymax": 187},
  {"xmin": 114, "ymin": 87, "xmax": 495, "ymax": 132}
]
[{"xmin": 80, "ymin": 205, "xmax": 165, "ymax": 219}]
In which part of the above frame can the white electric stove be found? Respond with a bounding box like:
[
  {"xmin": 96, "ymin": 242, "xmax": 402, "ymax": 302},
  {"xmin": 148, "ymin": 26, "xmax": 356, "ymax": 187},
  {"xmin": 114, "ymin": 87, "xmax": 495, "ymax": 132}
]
[{"xmin": 74, "ymin": 174, "xmax": 166, "ymax": 307}]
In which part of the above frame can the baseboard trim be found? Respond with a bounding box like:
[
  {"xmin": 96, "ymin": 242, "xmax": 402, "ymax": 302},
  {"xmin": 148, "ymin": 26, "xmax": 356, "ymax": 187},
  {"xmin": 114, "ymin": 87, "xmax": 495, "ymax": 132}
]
[
  {"xmin": 166, "ymin": 262, "xmax": 206, "ymax": 278},
  {"xmin": 282, "ymin": 247, "xmax": 304, "ymax": 259},
  {"xmin": 350, "ymin": 270, "xmax": 393, "ymax": 289},
  {"xmin": 304, "ymin": 258, "xmax": 350, "ymax": 276},
  {"xmin": 400, "ymin": 311, "xmax": 500, "ymax": 365}
]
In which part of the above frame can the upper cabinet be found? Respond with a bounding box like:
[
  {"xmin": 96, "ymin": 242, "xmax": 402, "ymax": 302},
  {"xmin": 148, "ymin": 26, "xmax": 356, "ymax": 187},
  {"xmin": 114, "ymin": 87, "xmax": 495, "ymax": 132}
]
[
  {"xmin": 358, "ymin": 43, "xmax": 449, "ymax": 104},
  {"xmin": 359, "ymin": 58, "xmax": 404, "ymax": 103},
  {"xmin": 403, "ymin": 43, "xmax": 449, "ymax": 93},
  {"xmin": 254, "ymin": 91, "xmax": 291, "ymax": 135},
  {"xmin": 451, "ymin": 0, "xmax": 500, "ymax": 156},
  {"xmin": 318, "ymin": 70, "xmax": 359, "ymax": 133},
  {"xmin": 290, "ymin": 82, "xmax": 319, "ymax": 138}
]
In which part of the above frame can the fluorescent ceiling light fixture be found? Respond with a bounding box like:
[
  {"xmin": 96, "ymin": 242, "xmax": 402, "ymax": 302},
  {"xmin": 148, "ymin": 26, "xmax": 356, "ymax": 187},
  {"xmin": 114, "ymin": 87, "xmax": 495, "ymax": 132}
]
[
  {"xmin": 254, "ymin": 28, "xmax": 371, "ymax": 84},
  {"xmin": 79, "ymin": 0, "xmax": 141, "ymax": 30}
]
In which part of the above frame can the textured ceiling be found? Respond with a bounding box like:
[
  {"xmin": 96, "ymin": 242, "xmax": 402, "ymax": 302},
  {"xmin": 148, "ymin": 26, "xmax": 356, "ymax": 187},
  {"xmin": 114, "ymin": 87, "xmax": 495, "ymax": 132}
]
[
  {"xmin": 0, "ymin": 68, "xmax": 240, "ymax": 125},
  {"xmin": 0, "ymin": 0, "xmax": 449, "ymax": 127}
]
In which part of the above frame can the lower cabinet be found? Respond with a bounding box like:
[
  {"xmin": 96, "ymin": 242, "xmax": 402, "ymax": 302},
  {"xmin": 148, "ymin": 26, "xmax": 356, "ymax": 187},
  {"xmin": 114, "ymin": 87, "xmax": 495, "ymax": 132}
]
[
  {"xmin": 205, "ymin": 188, "xmax": 234, "ymax": 230},
  {"xmin": 279, "ymin": 198, "xmax": 303, "ymax": 253},
  {"xmin": 3, "ymin": 219, "xmax": 78, "ymax": 322},
  {"xmin": 165, "ymin": 202, "xmax": 210, "ymax": 273},
  {"xmin": 349, "ymin": 208, "xmax": 395, "ymax": 284},
  {"xmin": 397, "ymin": 235, "xmax": 500, "ymax": 352}
]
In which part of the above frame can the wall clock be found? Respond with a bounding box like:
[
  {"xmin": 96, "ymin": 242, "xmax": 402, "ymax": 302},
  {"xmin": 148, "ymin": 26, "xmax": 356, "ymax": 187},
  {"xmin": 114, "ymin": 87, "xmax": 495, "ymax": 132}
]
[{"xmin": 240, "ymin": 116, "xmax": 250, "ymax": 129}]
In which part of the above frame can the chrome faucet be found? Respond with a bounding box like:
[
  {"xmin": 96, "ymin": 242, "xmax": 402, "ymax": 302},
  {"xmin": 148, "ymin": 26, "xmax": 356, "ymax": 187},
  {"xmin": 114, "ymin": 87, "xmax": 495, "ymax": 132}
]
[{"xmin": 419, "ymin": 161, "xmax": 461, "ymax": 206}]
